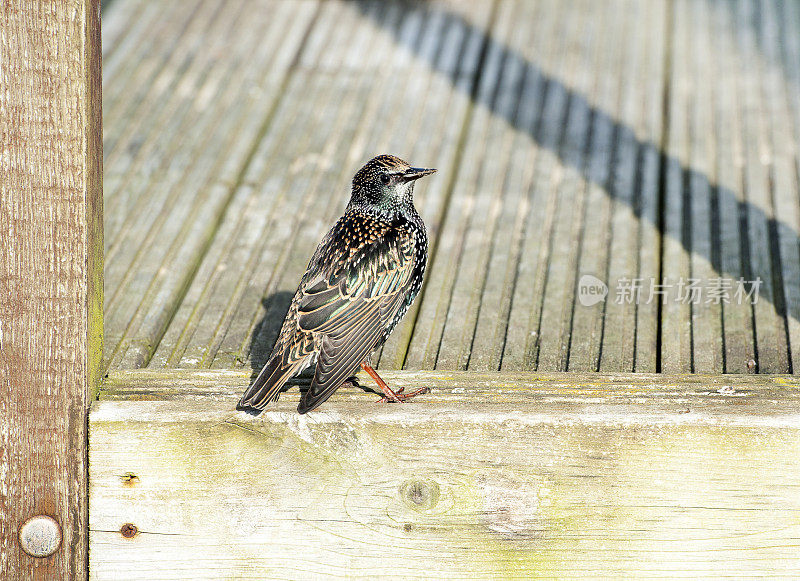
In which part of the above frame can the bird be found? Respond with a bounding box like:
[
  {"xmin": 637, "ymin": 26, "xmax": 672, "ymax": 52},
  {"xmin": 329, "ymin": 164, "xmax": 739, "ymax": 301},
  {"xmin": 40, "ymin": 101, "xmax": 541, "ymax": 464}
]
[{"xmin": 238, "ymin": 154, "xmax": 436, "ymax": 414}]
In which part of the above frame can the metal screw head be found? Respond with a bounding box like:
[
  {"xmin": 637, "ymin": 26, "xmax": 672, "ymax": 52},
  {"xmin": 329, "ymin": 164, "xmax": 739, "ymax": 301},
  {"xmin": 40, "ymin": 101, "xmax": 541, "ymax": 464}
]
[{"xmin": 19, "ymin": 515, "xmax": 62, "ymax": 558}]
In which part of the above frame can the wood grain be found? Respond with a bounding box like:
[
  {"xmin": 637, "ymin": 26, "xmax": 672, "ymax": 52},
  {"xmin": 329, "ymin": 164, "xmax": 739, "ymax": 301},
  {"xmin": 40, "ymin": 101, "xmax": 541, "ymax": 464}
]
[
  {"xmin": 566, "ymin": 0, "xmax": 617, "ymax": 373},
  {"xmin": 686, "ymin": 0, "xmax": 724, "ymax": 372},
  {"xmin": 0, "ymin": 1, "xmax": 102, "ymax": 578},
  {"xmin": 91, "ymin": 369, "xmax": 800, "ymax": 579}
]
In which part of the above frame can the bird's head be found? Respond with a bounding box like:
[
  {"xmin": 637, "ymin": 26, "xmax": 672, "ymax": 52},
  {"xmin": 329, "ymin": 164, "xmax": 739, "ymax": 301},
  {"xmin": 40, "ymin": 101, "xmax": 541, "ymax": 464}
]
[{"xmin": 349, "ymin": 154, "xmax": 436, "ymax": 217}]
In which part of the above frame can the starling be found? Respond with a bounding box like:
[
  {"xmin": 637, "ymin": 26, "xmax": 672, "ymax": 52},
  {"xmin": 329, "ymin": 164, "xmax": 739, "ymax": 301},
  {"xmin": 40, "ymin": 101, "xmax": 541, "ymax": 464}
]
[{"xmin": 238, "ymin": 154, "xmax": 436, "ymax": 414}]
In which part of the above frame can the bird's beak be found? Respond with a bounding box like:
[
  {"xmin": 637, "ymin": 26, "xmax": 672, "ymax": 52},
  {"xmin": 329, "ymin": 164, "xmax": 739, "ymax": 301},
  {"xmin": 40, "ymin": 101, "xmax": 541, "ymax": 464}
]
[{"xmin": 401, "ymin": 167, "xmax": 437, "ymax": 182}]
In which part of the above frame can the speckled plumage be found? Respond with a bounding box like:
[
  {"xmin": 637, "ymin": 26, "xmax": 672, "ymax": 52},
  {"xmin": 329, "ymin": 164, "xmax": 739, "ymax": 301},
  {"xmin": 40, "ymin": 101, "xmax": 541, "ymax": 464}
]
[{"xmin": 238, "ymin": 155, "xmax": 435, "ymax": 414}]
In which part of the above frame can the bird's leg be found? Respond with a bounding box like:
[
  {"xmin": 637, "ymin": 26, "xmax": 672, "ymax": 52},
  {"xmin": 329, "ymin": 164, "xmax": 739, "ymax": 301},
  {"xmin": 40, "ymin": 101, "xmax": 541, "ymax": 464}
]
[
  {"xmin": 360, "ymin": 362, "xmax": 430, "ymax": 403},
  {"xmin": 360, "ymin": 362, "xmax": 402, "ymax": 403}
]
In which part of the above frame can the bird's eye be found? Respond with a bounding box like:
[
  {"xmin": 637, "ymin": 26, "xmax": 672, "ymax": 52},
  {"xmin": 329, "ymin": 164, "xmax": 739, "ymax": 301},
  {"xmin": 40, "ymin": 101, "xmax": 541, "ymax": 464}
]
[{"xmin": 379, "ymin": 173, "xmax": 390, "ymax": 185}]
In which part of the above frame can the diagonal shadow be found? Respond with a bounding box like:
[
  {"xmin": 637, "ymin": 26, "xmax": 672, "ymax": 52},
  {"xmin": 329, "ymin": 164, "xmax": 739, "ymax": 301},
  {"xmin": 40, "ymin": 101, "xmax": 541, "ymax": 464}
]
[{"xmin": 350, "ymin": 0, "xmax": 797, "ymax": 373}]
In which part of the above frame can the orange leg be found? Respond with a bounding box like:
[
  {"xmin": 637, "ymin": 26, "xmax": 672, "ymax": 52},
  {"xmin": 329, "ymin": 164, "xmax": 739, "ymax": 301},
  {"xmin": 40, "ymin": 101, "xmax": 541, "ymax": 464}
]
[{"xmin": 360, "ymin": 362, "xmax": 430, "ymax": 403}]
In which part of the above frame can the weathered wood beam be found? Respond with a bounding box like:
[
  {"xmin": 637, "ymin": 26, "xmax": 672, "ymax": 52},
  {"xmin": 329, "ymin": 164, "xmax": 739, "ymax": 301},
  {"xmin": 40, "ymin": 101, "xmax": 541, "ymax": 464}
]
[
  {"xmin": 0, "ymin": 1, "xmax": 102, "ymax": 578},
  {"xmin": 91, "ymin": 370, "xmax": 800, "ymax": 578}
]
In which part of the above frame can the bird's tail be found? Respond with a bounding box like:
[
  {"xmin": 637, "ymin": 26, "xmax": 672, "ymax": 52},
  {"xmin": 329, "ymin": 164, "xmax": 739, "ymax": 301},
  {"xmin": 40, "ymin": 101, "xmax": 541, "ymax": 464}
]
[{"xmin": 237, "ymin": 349, "xmax": 307, "ymax": 413}]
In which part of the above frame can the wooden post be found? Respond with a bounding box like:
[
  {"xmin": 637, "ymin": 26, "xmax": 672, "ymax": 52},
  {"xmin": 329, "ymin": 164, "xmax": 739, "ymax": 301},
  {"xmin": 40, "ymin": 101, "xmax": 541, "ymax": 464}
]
[{"xmin": 0, "ymin": 1, "xmax": 102, "ymax": 579}]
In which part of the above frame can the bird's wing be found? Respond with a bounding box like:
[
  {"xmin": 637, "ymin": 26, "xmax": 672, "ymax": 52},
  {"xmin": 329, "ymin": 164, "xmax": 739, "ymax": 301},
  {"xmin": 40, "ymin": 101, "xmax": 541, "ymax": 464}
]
[
  {"xmin": 295, "ymin": 213, "xmax": 417, "ymax": 413},
  {"xmin": 236, "ymin": 327, "xmax": 315, "ymax": 411}
]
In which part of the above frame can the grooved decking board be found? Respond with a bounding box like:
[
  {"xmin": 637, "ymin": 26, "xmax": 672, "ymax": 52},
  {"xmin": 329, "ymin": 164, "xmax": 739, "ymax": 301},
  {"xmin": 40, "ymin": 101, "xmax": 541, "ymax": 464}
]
[
  {"xmin": 711, "ymin": 0, "xmax": 757, "ymax": 373},
  {"xmin": 102, "ymin": 0, "xmax": 800, "ymax": 374},
  {"xmin": 373, "ymin": 2, "xmax": 483, "ymax": 370},
  {"xmin": 661, "ymin": 0, "xmax": 693, "ymax": 373},
  {"xmin": 736, "ymin": 0, "xmax": 789, "ymax": 373},
  {"xmin": 687, "ymin": 0, "xmax": 724, "ymax": 373},
  {"xmin": 773, "ymin": 0, "xmax": 800, "ymax": 370},
  {"xmin": 100, "ymin": 0, "xmax": 145, "ymax": 62},
  {"xmin": 598, "ymin": 0, "xmax": 665, "ymax": 373},
  {"xmin": 434, "ymin": 0, "xmax": 523, "ymax": 371},
  {"xmin": 101, "ymin": 1, "xmax": 204, "ymax": 162},
  {"xmin": 566, "ymin": 0, "xmax": 619, "ymax": 373}
]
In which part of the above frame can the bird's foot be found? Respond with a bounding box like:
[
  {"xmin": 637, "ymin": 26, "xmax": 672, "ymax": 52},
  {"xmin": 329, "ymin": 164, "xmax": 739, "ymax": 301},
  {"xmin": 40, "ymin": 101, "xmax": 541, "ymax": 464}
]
[
  {"xmin": 375, "ymin": 386, "xmax": 430, "ymax": 403},
  {"xmin": 360, "ymin": 362, "xmax": 429, "ymax": 404}
]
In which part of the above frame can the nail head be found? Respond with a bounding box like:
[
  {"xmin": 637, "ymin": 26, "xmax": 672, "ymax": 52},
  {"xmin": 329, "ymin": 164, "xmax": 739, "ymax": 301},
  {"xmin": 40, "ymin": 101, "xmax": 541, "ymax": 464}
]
[{"xmin": 19, "ymin": 515, "xmax": 62, "ymax": 558}]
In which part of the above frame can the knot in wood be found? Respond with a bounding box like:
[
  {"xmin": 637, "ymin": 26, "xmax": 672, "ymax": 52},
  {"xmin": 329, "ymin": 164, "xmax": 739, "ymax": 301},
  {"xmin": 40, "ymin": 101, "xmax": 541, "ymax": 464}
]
[{"xmin": 400, "ymin": 479, "xmax": 440, "ymax": 511}]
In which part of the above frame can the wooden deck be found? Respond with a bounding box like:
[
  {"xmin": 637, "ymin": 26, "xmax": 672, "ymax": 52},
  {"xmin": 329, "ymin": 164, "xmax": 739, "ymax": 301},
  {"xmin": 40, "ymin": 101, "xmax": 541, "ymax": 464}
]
[
  {"xmin": 101, "ymin": 0, "xmax": 800, "ymax": 378},
  {"xmin": 92, "ymin": 0, "xmax": 800, "ymax": 577}
]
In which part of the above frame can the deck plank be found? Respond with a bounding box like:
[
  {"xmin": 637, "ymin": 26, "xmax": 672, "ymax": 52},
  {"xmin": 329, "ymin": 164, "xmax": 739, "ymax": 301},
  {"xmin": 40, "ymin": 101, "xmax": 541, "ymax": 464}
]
[
  {"xmin": 375, "ymin": 3, "xmax": 478, "ymax": 370},
  {"xmin": 104, "ymin": 1, "xmax": 257, "ymax": 368},
  {"xmin": 600, "ymin": 3, "xmax": 665, "ymax": 371},
  {"xmin": 435, "ymin": 0, "xmax": 519, "ymax": 371},
  {"xmin": 102, "ymin": 1, "xmax": 242, "ymax": 255},
  {"xmin": 629, "ymin": 0, "xmax": 666, "ymax": 373},
  {"xmin": 566, "ymin": 1, "xmax": 619, "ymax": 372},
  {"xmin": 101, "ymin": 0, "xmax": 146, "ymax": 62},
  {"xmin": 101, "ymin": 1, "xmax": 177, "ymax": 91},
  {"xmin": 468, "ymin": 0, "xmax": 545, "ymax": 372},
  {"xmin": 209, "ymin": 3, "xmax": 396, "ymax": 370},
  {"xmin": 762, "ymin": 0, "xmax": 800, "ymax": 372},
  {"xmin": 534, "ymin": 2, "xmax": 594, "ymax": 371},
  {"xmin": 688, "ymin": 0, "xmax": 724, "ymax": 372},
  {"xmin": 102, "ymin": 1, "xmax": 210, "ymax": 164},
  {"xmin": 661, "ymin": 0, "xmax": 693, "ymax": 373},
  {"xmin": 227, "ymin": 1, "xmax": 435, "ymax": 370},
  {"xmin": 736, "ymin": 0, "xmax": 790, "ymax": 373},
  {"xmin": 710, "ymin": 0, "xmax": 757, "ymax": 373},
  {"xmin": 484, "ymin": 1, "xmax": 567, "ymax": 372},
  {"xmin": 388, "ymin": 1, "xmax": 497, "ymax": 371}
]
